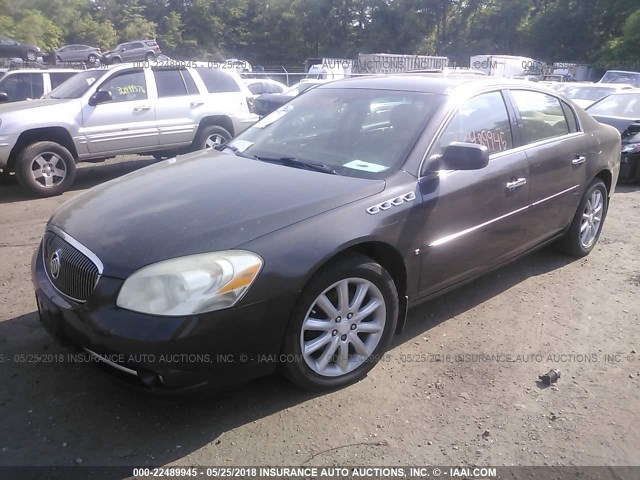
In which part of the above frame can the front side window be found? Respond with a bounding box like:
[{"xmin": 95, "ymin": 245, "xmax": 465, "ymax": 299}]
[
  {"xmin": 510, "ymin": 90, "xmax": 569, "ymax": 144},
  {"xmin": 437, "ymin": 91, "xmax": 514, "ymax": 155},
  {"xmin": 227, "ymin": 87, "xmax": 444, "ymax": 179},
  {"xmin": 97, "ymin": 70, "xmax": 147, "ymax": 102}
]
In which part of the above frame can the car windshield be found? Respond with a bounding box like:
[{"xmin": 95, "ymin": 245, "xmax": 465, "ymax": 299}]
[
  {"xmin": 600, "ymin": 71, "xmax": 640, "ymax": 87},
  {"xmin": 226, "ymin": 87, "xmax": 444, "ymax": 179},
  {"xmin": 565, "ymin": 86, "xmax": 618, "ymax": 101},
  {"xmin": 46, "ymin": 70, "xmax": 109, "ymax": 99},
  {"xmin": 587, "ymin": 92, "xmax": 640, "ymax": 118}
]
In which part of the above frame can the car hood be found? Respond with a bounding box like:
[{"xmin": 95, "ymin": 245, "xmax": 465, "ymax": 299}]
[
  {"xmin": 49, "ymin": 151, "xmax": 386, "ymax": 278},
  {"xmin": 0, "ymin": 98, "xmax": 71, "ymax": 114}
]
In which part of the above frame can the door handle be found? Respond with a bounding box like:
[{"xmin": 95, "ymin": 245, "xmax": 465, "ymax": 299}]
[
  {"xmin": 133, "ymin": 105, "xmax": 151, "ymax": 111},
  {"xmin": 572, "ymin": 155, "xmax": 586, "ymax": 166},
  {"xmin": 506, "ymin": 177, "xmax": 527, "ymax": 191},
  {"xmin": 190, "ymin": 102, "xmax": 204, "ymax": 107}
]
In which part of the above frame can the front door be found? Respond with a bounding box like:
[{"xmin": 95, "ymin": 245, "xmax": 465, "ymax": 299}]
[
  {"xmin": 81, "ymin": 69, "xmax": 158, "ymax": 154},
  {"xmin": 417, "ymin": 90, "xmax": 531, "ymax": 296}
]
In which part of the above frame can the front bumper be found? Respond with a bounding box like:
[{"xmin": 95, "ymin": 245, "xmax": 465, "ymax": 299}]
[
  {"xmin": 0, "ymin": 133, "xmax": 18, "ymax": 169},
  {"xmin": 32, "ymin": 244, "xmax": 297, "ymax": 393},
  {"xmin": 620, "ymin": 152, "xmax": 640, "ymax": 183}
]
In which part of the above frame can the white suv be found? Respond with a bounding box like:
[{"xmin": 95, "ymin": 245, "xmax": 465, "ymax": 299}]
[
  {"xmin": 0, "ymin": 63, "xmax": 257, "ymax": 196},
  {"xmin": 0, "ymin": 68, "xmax": 78, "ymax": 103}
]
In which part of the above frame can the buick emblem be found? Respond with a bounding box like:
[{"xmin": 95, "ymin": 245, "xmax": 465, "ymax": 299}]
[{"xmin": 50, "ymin": 250, "xmax": 62, "ymax": 280}]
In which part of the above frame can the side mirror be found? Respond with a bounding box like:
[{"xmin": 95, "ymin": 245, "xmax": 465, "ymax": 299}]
[
  {"xmin": 88, "ymin": 90, "xmax": 112, "ymax": 106},
  {"xmin": 440, "ymin": 142, "xmax": 489, "ymax": 170},
  {"xmin": 0, "ymin": 92, "xmax": 8, "ymax": 103}
]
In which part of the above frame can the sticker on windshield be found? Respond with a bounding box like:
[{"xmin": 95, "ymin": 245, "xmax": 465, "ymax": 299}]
[
  {"xmin": 343, "ymin": 160, "xmax": 388, "ymax": 172},
  {"xmin": 253, "ymin": 104, "xmax": 293, "ymax": 129},
  {"xmin": 230, "ymin": 140, "xmax": 253, "ymax": 153}
]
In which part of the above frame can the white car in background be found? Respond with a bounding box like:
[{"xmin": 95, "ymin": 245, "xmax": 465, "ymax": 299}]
[
  {"xmin": 564, "ymin": 83, "xmax": 634, "ymax": 108},
  {"xmin": 244, "ymin": 78, "xmax": 288, "ymax": 98}
]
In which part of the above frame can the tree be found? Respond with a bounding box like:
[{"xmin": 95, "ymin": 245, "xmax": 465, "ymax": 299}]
[
  {"xmin": 69, "ymin": 16, "xmax": 118, "ymax": 50},
  {"xmin": 13, "ymin": 10, "xmax": 63, "ymax": 51}
]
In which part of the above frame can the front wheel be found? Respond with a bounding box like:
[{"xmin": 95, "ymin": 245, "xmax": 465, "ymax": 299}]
[
  {"xmin": 556, "ymin": 178, "xmax": 608, "ymax": 257},
  {"xmin": 88, "ymin": 54, "xmax": 97, "ymax": 63},
  {"xmin": 281, "ymin": 254, "xmax": 399, "ymax": 391},
  {"xmin": 14, "ymin": 142, "xmax": 76, "ymax": 197},
  {"xmin": 193, "ymin": 125, "xmax": 232, "ymax": 151}
]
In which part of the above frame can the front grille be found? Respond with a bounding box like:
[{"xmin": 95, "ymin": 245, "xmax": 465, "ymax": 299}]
[{"xmin": 43, "ymin": 231, "xmax": 100, "ymax": 302}]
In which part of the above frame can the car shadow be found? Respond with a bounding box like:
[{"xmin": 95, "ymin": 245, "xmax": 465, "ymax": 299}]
[
  {"xmin": 0, "ymin": 246, "xmax": 575, "ymax": 475},
  {"xmin": 0, "ymin": 157, "xmax": 160, "ymax": 205},
  {"xmin": 615, "ymin": 183, "xmax": 640, "ymax": 194}
]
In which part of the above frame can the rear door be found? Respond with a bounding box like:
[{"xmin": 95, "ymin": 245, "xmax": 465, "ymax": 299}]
[
  {"xmin": 508, "ymin": 89, "xmax": 587, "ymax": 246},
  {"xmin": 122, "ymin": 43, "xmax": 143, "ymax": 62},
  {"xmin": 152, "ymin": 68, "xmax": 204, "ymax": 146},
  {"xmin": 81, "ymin": 68, "xmax": 158, "ymax": 154},
  {"xmin": 418, "ymin": 90, "xmax": 531, "ymax": 296}
]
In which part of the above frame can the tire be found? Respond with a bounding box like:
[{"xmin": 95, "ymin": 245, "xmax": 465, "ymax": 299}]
[
  {"xmin": 193, "ymin": 125, "xmax": 232, "ymax": 151},
  {"xmin": 25, "ymin": 50, "xmax": 37, "ymax": 62},
  {"xmin": 88, "ymin": 54, "xmax": 97, "ymax": 63},
  {"xmin": 555, "ymin": 178, "xmax": 608, "ymax": 257},
  {"xmin": 14, "ymin": 142, "xmax": 76, "ymax": 197},
  {"xmin": 110, "ymin": 57, "xmax": 122, "ymax": 64},
  {"xmin": 281, "ymin": 254, "xmax": 399, "ymax": 391},
  {"xmin": 145, "ymin": 52, "xmax": 155, "ymax": 61}
]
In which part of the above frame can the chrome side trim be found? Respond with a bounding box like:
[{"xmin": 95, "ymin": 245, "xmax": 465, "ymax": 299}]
[
  {"xmin": 429, "ymin": 185, "xmax": 579, "ymax": 247},
  {"xmin": 83, "ymin": 348, "xmax": 138, "ymax": 376},
  {"xmin": 46, "ymin": 225, "xmax": 104, "ymax": 274},
  {"xmin": 429, "ymin": 205, "xmax": 530, "ymax": 247},
  {"xmin": 530, "ymin": 185, "xmax": 579, "ymax": 207}
]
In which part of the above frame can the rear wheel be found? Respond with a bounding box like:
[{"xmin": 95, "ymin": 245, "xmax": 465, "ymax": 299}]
[
  {"xmin": 556, "ymin": 178, "xmax": 608, "ymax": 257},
  {"xmin": 281, "ymin": 254, "xmax": 399, "ymax": 391},
  {"xmin": 193, "ymin": 125, "xmax": 232, "ymax": 151},
  {"xmin": 25, "ymin": 50, "xmax": 37, "ymax": 62},
  {"xmin": 15, "ymin": 142, "xmax": 76, "ymax": 197},
  {"xmin": 145, "ymin": 52, "xmax": 155, "ymax": 61}
]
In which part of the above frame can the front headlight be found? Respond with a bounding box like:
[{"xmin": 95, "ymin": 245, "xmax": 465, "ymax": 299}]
[
  {"xmin": 116, "ymin": 251, "xmax": 263, "ymax": 316},
  {"xmin": 622, "ymin": 143, "xmax": 640, "ymax": 154}
]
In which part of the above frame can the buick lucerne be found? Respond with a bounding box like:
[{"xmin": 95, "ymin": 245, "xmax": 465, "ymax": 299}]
[{"xmin": 32, "ymin": 76, "xmax": 621, "ymax": 392}]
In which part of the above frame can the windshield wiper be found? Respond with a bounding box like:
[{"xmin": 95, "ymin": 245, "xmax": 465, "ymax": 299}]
[
  {"xmin": 251, "ymin": 155, "xmax": 340, "ymax": 175},
  {"xmin": 215, "ymin": 144, "xmax": 255, "ymax": 159}
]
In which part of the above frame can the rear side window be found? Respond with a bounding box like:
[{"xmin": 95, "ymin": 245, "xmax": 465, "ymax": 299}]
[
  {"xmin": 510, "ymin": 90, "xmax": 570, "ymax": 144},
  {"xmin": 154, "ymin": 69, "xmax": 187, "ymax": 97},
  {"xmin": 182, "ymin": 70, "xmax": 199, "ymax": 95},
  {"xmin": 247, "ymin": 82, "xmax": 263, "ymax": 95},
  {"xmin": 50, "ymin": 72, "xmax": 76, "ymax": 89},
  {"xmin": 145, "ymin": 40, "xmax": 158, "ymax": 47},
  {"xmin": 264, "ymin": 82, "xmax": 283, "ymax": 94},
  {"xmin": 196, "ymin": 67, "xmax": 241, "ymax": 93},
  {"xmin": 438, "ymin": 91, "xmax": 514, "ymax": 155}
]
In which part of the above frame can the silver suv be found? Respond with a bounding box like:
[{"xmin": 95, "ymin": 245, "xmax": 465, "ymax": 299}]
[{"xmin": 0, "ymin": 63, "xmax": 257, "ymax": 196}]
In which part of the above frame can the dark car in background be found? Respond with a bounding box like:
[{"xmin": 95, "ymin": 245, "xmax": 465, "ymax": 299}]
[
  {"xmin": 33, "ymin": 77, "xmax": 620, "ymax": 393},
  {"xmin": 587, "ymin": 90, "xmax": 640, "ymax": 182},
  {"xmin": 254, "ymin": 79, "xmax": 327, "ymax": 116},
  {"xmin": 0, "ymin": 36, "xmax": 41, "ymax": 62},
  {"xmin": 54, "ymin": 44, "xmax": 102, "ymax": 64},
  {"xmin": 103, "ymin": 40, "xmax": 161, "ymax": 64}
]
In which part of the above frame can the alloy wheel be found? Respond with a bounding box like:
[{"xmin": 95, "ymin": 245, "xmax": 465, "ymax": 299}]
[
  {"xmin": 580, "ymin": 189, "xmax": 603, "ymax": 248},
  {"xmin": 300, "ymin": 277, "xmax": 386, "ymax": 377},
  {"xmin": 30, "ymin": 152, "xmax": 67, "ymax": 188}
]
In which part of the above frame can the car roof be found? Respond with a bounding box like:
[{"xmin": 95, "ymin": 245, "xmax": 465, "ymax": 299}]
[
  {"xmin": 2, "ymin": 68, "xmax": 79, "ymax": 74},
  {"xmin": 314, "ymin": 74, "xmax": 556, "ymax": 95}
]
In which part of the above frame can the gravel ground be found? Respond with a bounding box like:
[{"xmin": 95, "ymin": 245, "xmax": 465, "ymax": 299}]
[{"xmin": 0, "ymin": 157, "xmax": 639, "ymax": 476}]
